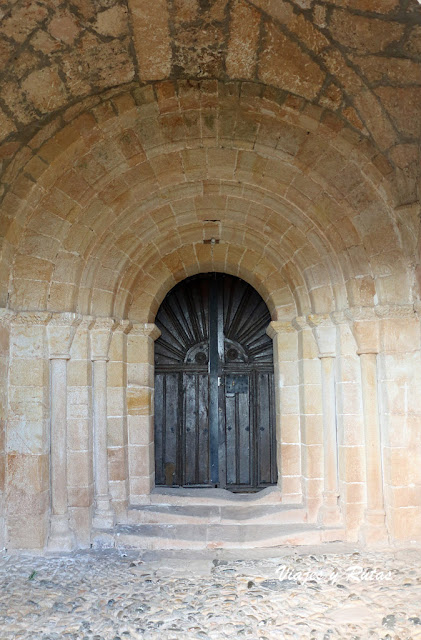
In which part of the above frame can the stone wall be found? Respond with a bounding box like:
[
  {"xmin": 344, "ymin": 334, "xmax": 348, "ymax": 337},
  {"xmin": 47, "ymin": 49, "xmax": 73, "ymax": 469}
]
[
  {"xmin": 0, "ymin": 303, "xmax": 419, "ymax": 550},
  {"xmin": 0, "ymin": 0, "xmax": 420, "ymax": 552}
]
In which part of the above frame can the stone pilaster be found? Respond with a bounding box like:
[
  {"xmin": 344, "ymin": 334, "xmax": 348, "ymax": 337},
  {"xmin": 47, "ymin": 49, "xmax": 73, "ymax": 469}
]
[
  {"xmin": 0, "ymin": 310, "xmax": 13, "ymax": 551},
  {"xmin": 107, "ymin": 320, "xmax": 132, "ymax": 514},
  {"xmin": 308, "ymin": 314, "xmax": 341, "ymax": 526},
  {"xmin": 292, "ymin": 315, "xmax": 323, "ymax": 520},
  {"xmin": 346, "ymin": 307, "xmax": 387, "ymax": 545},
  {"xmin": 90, "ymin": 318, "xmax": 116, "ymax": 529},
  {"xmin": 47, "ymin": 312, "xmax": 81, "ymax": 551},
  {"xmin": 267, "ymin": 320, "xmax": 301, "ymax": 504},
  {"xmin": 8, "ymin": 312, "xmax": 51, "ymax": 550},
  {"xmin": 376, "ymin": 304, "xmax": 420, "ymax": 542},
  {"xmin": 126, "ymin": 323, "xmax": 160, "ymax": 505}
]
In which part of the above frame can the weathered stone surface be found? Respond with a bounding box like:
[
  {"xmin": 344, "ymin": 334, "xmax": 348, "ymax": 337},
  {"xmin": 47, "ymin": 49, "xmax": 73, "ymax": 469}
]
[
  {"xmin": 172, "ymin": 20, "xmax": 226, "ymax": 78},
  {"xmin": 404, "ymin": 24, "xmax": 421, "ymax": 56},
  {"xmin": 329, "ymin": 10, "xmax": 405, "ymax": 53},
  {"xmin": 288, "ymin": 13, "xmax": 330, "ymax": 54},
  {"xmin": 353, "ymin": 55, "xmax": 421, "ymax": 85},
  {"xmin": 226, "ymin": 0, "xmax": 261, "ymax": 79},
  {"xmin": 375, "ymin": 86, "xmax": 421, "ymax": 137},
  {"xmin": 22, "ymin": 67, "xmax": 69, "ymax": 114},
  {"xmin": 0, "ymin": 549, "xmax": 420, "ymax": 637},
  {"xmin": 326, "ymin": 0, "xmax": 400, "ymax": 11},
  {"xmin": 259, "ymin": 21, "xmax": 325, "ymax": 100},
  {"xmin": 48, "ymin": 10, "xmax": 80, "ymax": 44},
  {"xmin": 0, "ymin": 109, "xmax": 16, "ymax": 143},
  {"xmin": 130, "ymin": 0, "xmax": 172, "ymax": 81},
  {"xmin": 93, "ymin": 4, "xmax": 129, "ymax": 38},
  {"xmin": 0, "ymin": 1, "xmax": 419, "ymax": 556},
  {"xmin": 1, "ymin": 2, "xmax": 48, "ymax": 43}
]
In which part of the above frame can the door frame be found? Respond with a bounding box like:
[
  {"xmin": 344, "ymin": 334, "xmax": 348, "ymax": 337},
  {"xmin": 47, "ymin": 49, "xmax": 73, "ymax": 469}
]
[
  {"xmin": 151, "ymin": 273, "xmax": 279, "ymax": 493},
  {"xmin": 126, "ymin": 317, "xmax": 303, "ymax": 507}
]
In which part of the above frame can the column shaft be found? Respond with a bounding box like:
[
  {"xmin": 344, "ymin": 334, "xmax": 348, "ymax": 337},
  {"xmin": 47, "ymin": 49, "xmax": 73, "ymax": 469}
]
[
  {"xmin": 50, "ymin": 358, "xmax": 68, "ymax": 518},
  {"xmin": 92, "ymin": 358, "xmax": 114, "ymax": 528},
  {"xmin": 359, "ymin": 352, "xmax": 384, "ymax": 513},
  {"xmin": 319, "ymin": 355, "xmax": 341, "ymax": 525},
  {"xmin": 47, "ymin": 312, "xmax": 81, "ymax": 551}
]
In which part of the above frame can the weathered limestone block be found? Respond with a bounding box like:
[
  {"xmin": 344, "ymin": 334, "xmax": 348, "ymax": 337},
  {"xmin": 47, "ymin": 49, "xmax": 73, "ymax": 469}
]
[
  {"xmin": 127, "ymin": 323, "xmax": 160, "ymax": 505},
  {"xmin": 332, "ymin": 313, "xmax": 365, "ymax": 541},
  {"xmin": 107, "ymin": 321, "xmax": 131, "ymax": 516},
  {"xmin": 292, "ymin": 316, "xmax": 322, "ymax": 520},
  {"xmin": 7, "ymin": 312, "xmax": 50, "ymax": 550},
  {"xmin": 346, "ymin": 307, "xmax": 387, "ymax": 545},
  {"xmin": 308, "ymin": 314, "xmax": 341, "ymax": 527},
  {"xmin": 267, "ymin": 321, "xmax": 301, "ymax": 503},
  {"xmin": 47, "ymin": 312, "xmax": 81, "ymax": 552},
  {"xmin": 90, "ymin": 318, "xmax": 116, "ymax": 529}
]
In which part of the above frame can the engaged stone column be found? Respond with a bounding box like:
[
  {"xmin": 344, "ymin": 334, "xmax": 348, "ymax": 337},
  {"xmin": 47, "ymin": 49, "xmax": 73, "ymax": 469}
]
[
  {"xmin": 308, "ymin": 314, "xmax": 341, "ymax": 526},
  {"xmin": 0, "ymin": 310, "xmax": 13, "ymax": 551},
  {"xmin": 347, "ymin": 307, "xmax": 387, "ymax": 544},
  {"xmin": 127, "ymin": 323, "xmax": 161, "ymax": 505},
  {"xmin": 47, "ymin": 313, "xmax": 81, "ymax": 551},
  {"xmin": 267, "ymin": 321, "xmax": 301, "ymax": 503},
  {"xmin": 90, "ymin": 318, "xmax": 116, "ymax": 529}
]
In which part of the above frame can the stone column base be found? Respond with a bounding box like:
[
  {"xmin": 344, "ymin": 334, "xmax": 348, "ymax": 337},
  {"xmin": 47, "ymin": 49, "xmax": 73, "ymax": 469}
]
[
  {"xmin": 47, "ymin": 514, "xmax": 76, "ymax": 552},
  {"xmin": 318, "ymin": 492, "xmax": 342, "ymax": 526},
  {"xmin": 92, "ymin": 495, "xmax": 115, "ymax": 529},
  {"xmin": 359, "ymin": 508, "xmax": 388, "ymax": 545}
]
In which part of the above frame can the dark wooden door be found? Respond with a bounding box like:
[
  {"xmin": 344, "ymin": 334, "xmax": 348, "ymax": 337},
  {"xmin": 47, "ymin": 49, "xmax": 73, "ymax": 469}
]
[{"xmin": 154, "ymin": 273, "xmax": 277, "ymax": 491}]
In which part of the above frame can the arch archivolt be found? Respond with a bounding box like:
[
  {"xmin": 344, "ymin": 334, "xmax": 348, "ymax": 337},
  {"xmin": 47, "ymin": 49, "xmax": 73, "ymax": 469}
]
[
  {"xmin": 2, "ymin": 81, "xmax": 419, "ymax": 550},
  {"xmin": 0, "ymin": 81, "xmax": 410, "ymax": 326}
]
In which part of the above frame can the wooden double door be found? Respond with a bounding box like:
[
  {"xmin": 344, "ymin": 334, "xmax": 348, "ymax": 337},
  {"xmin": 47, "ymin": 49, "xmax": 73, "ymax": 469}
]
[{"xmin": 154, "ymin": 273, "xmax": 277, "ymax": 491}]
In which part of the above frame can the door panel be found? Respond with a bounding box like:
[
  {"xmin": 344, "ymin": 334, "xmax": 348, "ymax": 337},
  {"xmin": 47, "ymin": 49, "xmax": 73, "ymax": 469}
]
[
  {"xmin": 154, "ymin": 372, "xmax": 180, "ymax": 486},
  {"xmin": 154, "ymin": 273, "xmax": 277, "ymax": 491},
  {"xmin": 182, "ymin": 372, "xmax": 210, "ymax": 485}
]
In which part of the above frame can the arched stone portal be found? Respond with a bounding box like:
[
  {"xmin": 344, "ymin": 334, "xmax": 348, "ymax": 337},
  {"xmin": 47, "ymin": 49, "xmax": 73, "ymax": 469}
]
[{"xmin": 0, "ymin": 37, "xmax": 419, "ymax": 549}]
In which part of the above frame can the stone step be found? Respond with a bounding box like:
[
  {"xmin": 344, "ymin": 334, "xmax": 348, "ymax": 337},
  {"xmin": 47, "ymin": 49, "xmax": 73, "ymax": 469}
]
[
  {"xmin": 148, "ymin": 486, "xmax": 284, "ymax": 506},
  {"xmin": 126, "ymin": 503, "xmax": 308, "ymax": 526},
  {"xmin": 113, "ymin": 523, "xmax": 346, "ymax": 550}
]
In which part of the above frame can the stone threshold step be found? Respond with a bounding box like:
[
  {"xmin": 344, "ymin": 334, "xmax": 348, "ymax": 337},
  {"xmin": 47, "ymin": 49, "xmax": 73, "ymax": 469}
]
[
  {"xmin": 126, "ymin": 503, "xmax": 308, "ymax": 526},
  {"xmin": 148, "ymin": 486, "xmax": 286, "ymax": 506},
  {"xmin": 109, "ymin": 523, "xmax": 346, "ymax": 550}
]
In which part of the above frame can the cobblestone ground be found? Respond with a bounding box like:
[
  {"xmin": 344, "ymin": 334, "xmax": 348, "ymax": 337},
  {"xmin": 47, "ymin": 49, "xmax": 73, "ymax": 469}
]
[{"xmin": 0, "ymin": 547, "xmax": 421, "ymax": 640}]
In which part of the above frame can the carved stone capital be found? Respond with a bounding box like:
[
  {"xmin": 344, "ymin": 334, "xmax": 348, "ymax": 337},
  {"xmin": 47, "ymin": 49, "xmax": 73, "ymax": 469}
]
[
  {"xmin": 89, "ymin": 317, "xmax": 117, "ymax": 360},
  {"xmin": 0, "ymin": 309, "xmax": 15, "ymax": 327},
  {"xmin": 331, "ymin": 311, "xmax": 346, "ymax": 325},
  {"xmin": 375, "ymin": 304, "xmax": 415, "ymax": 319},
  {"xmin": 129, "ymin": 323, "xmax": 161, "ymax": 341},
  {"xmin": 47, "ymin": 313, "xmax": 82, "ymax": 359},
  {"xmin": 11, "ymin": 311, "xmax": 52, "ymax": 327},
  {"xmin": 291, "ymin": 316, "xmax": 307, "ymax": 332},
  {"xmin": 114, "ymin": 319, "xmax": 132, "ymax": 334},
  {"xmin": 345, "ymin": 307, "xmax": 379, "ymax": 355},
  {"xmin": 307, "ymin": 314, "xmax": 336, "ymax": 358},
  {"xmin": 345, "ymin": 306, "xmax": 376, "ymax": 323},
  {"xmin": 266, "ymin": 320, "xmax": 295, "ymax": 339}
]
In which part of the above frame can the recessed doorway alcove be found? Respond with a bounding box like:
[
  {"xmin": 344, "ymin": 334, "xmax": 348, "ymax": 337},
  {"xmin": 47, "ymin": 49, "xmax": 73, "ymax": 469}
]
[{"xmin": 154, "ymin": 273, "xmax": 277, "ymax": 493}]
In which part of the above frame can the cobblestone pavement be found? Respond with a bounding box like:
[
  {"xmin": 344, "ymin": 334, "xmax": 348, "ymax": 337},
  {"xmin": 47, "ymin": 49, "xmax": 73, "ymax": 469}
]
[{"xmin": 0, "ymin": 546, "xmax": 421, "ymax": 640}]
